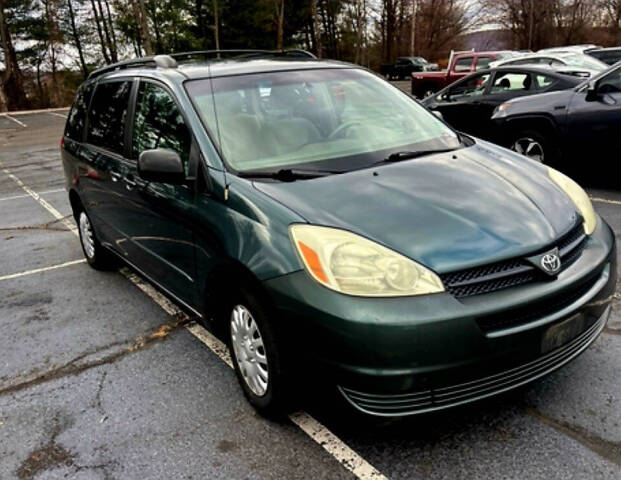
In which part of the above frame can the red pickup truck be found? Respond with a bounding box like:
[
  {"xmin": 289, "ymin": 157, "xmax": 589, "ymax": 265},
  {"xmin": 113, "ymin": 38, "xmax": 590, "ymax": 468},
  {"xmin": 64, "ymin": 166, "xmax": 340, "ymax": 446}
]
[{"xmin": 411, "ymin": 50, "xmax": 518, "ymax": 98}]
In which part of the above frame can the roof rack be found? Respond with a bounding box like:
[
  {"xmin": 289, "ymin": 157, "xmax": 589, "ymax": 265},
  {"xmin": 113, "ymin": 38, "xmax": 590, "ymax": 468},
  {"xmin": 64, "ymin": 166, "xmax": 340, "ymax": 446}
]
[
  {"xmin": 87, "ymin": 55, "xmax": 177, "ymax": 80},
  {"xmin": 169, "ymin": 49, "xmax": 316, "ymax": 62},
  {"xmin": 87, "ymin": 49, "xmax": 316, "ymax": 80}
]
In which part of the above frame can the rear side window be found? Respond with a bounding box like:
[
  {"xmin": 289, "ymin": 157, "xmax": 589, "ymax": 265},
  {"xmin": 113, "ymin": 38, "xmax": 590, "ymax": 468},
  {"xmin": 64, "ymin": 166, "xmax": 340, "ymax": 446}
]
[
  {"xmin": 87, "ymin": 81, "xmax": 132, "ymax": 155},
  {"xmin": 490, "ymin": 72, "xmax": 532, "ymax": 93},
  {"xmin": 65, "ymin": 83, "xmax": 93, "ymax": 141},
  {"xmin": 534, "ymin": 74, "xmax": 555, "ymax": 89},
  {"xmin": 454, "ymin": 57, "xmax": 473, "ymax": 73},
  {"xmin": 132, "ymin": 81, "xmax": 191, "ymax": 169},
  {"xmin": 595, "ymin": 51, "xmax": 621, "ymax": 65}
]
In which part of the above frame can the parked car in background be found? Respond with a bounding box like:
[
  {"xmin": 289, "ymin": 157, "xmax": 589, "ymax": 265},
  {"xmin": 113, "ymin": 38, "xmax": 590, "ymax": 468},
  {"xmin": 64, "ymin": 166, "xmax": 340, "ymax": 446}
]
[
  {"xmin": 381, "ymin": 56, "xmax": 438, "ymax": 80},
  {"xmin": 490, "ymin": 52, "xmax": 607, "ymax": 77},
  {"xmin": 492, "ymin": 62, "xmax": 621, "ymax": 171},
  {"xmin": 586, "ymin": 46, "xmax": 621, "ymax": 66},
  {"xmin": 410, "ymin": 50, "xmax": 518, "ymax": 98},
  {"xmin": 539, "ymin": 45, "xmax": 600, "ymax": 54},
  {"xmin": 62, "ymin": 51, "xmax": 616, "ymax": 417},
  {"xmin": 422, "ymin": 66, "xmax": 583, "ymax": 141}
]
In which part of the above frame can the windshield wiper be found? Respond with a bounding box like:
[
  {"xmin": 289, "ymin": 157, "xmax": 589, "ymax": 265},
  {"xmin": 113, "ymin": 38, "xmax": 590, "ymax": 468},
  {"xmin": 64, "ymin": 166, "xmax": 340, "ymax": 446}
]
[
  {"xmin": 376, "ymin": 147, "xmax": 458, "ymax": 165},
  {"xmin": 237, "ymin": 168, "xmax": 338, "ymax": 182}
]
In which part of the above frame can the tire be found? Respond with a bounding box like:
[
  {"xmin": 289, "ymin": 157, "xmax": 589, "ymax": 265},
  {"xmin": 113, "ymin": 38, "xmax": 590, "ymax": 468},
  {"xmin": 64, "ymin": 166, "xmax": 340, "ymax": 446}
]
[
  {"xmin": 508, "ymin": 129, "xmax": 557, "ymax": 165},
  {"xmin": 76, "ymin": 208, "xmax": 116, "ymax": 270},
  {"xmin": 227, "ymin": 286, "xmax": 289, "ymax": 416}
]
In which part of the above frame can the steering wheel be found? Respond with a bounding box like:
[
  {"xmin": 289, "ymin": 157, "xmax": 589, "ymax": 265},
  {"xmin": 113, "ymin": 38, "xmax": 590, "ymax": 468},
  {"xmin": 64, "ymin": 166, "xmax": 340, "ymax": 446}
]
[{"xmin": 328, "ymin": 121, "xmax": 363, "ymax": 140}]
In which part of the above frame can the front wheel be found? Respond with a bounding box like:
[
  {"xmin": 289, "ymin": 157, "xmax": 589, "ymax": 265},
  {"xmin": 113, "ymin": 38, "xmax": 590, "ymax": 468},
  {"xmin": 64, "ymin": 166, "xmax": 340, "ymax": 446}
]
[
  {"xmin": 509, "ymin": 129, "xmax": 555, "ymax": 164},
  {"xmin": 228, "ymin": 288, "xmax": 288, "ymax": 416}
]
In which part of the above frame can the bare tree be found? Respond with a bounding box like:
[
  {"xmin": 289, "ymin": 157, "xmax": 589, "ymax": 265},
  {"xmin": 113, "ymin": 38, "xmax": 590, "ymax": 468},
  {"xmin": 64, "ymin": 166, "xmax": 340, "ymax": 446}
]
[
  {"xmin": 600, "ymin": 0, "xmax": 621, "ymax": 43},
  {"xmin": 485, "ymin": 0, "xmax": 599, "ymax": 50},
  {"xmin": 0, "ymin": 0, "xmax": 29, "ymax": 111},
  {"xmin": 213, "ymin": 0, "xmax": 220, "ymax": 49},
  {"xmin": 131, "ymin": 0, "xmax": 153, "ymax": 55},
  {"xmin": 311, "ymin": 0, "xmax": 322, "ymax": 57},
  {"xmin": 89, "ymin": 0, "xmax": 111, "ymax": 62},
  {"xmin": 410, "ymin": 0, "xmax": 417, "ymax": 56},
  {"xmin": 66, "ymin": 0, "xmax": 88, "ymax": 78},
  {"xmin": 275, "ymin": 0, "xmax": 284, "ymax": 49},
  {"xmin": 348, "ymin": 0, "xmax": 367, "ymax": 63}
]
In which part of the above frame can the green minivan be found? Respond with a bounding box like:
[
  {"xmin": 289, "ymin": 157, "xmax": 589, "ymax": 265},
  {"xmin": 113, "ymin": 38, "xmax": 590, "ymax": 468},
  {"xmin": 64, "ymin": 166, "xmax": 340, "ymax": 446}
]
[{"xmin": 61, "ymin": 51, "xmax": 616, "ymax": 416}]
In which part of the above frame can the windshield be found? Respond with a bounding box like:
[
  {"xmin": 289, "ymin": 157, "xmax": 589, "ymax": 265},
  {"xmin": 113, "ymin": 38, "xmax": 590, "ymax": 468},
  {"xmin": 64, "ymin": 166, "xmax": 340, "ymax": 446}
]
[
  {"xmin": 186, "ymin": 68, "xmax": 460, "ymax": 173},
  {"xmin": 559, "ymin": 53, "xmax": 606, "ymax": 70}
]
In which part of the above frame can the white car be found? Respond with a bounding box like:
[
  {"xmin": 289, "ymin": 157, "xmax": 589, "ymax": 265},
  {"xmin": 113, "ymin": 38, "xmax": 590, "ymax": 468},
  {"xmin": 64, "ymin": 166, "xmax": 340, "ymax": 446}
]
[
  {"xmin": 489, "ymin": 51, "xmax": 607, "ymax": 77},
  {"xmin": 538, "ymin": 44, "xmax": 600, "ymax": 55}
]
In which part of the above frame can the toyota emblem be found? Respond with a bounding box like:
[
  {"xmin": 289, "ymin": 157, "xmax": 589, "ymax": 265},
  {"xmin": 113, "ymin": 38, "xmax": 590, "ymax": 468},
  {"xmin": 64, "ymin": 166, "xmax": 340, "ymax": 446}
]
[{"xmin": 541, "ymin": 253, "xmax": 561, "ymax": 274}]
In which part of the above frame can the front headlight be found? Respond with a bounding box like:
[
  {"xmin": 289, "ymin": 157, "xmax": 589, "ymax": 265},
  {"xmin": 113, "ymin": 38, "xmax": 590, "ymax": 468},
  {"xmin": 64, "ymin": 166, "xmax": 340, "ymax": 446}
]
[
  {"xmin": 547, "ymin": 167, "xmax": 597, "ymax": 234},
  {"xmin": 290, "ymin": 225, "xmax": 444, "ymax": 297}
]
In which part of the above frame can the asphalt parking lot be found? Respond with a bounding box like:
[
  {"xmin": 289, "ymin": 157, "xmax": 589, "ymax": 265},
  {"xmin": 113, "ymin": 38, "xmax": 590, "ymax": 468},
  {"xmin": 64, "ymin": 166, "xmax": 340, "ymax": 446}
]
[{"xmin": 0, "ymin": 107, "xmax": 619, "ymax": 480}]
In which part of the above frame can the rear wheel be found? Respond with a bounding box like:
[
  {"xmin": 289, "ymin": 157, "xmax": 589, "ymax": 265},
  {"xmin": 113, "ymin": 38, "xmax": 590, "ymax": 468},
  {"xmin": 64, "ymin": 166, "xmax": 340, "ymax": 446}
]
[
  {"xmin": 77, "ymin": 209, "xmax": 115, "ymax": 270},
  {"xmin": 227, "ymin": 287, "xmax": 289, "ymax": 416}
]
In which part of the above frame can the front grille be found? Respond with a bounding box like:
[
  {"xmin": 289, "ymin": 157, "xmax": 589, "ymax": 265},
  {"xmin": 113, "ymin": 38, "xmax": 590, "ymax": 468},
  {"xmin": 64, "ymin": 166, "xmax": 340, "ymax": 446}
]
[
  {"xmin": 440, "ymin": 223, "xmax": 587, "ymax": 298},
  {"xmin": 475, "ymin": 270, "xmax": 601, "ymax": 332},
  {"xmin": 340, "ymin": 309, "xmax": 607, "ymax": 416}
]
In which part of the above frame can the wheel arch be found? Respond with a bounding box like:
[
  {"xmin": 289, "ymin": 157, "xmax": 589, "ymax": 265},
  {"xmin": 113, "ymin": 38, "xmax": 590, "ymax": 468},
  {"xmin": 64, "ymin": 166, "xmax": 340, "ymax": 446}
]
[
  {"xmin": 68, "ymin": 188, "xmax": 83, "ymax": 220},
  {"xmin": 202, "ymin": 257, "xmax": 280, "ymax": 338},
  {"xmin": 503, "ymin": 114, "xmax": 559, "ymax": 142}
]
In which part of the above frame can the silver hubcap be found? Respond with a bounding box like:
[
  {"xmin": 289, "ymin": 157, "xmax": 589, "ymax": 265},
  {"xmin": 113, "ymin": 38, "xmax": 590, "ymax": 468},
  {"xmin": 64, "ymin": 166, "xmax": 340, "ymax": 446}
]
[
  {"xmin": 230, "ymin": 305, "xmax": 269, "ymax": 397},
  {"xmin": 512, "ymin": 137, "xmax": 544, "ymax": 162},
  {"xmin": 79, "ymin": 211, "xmax": 95, "ymax": 259}
]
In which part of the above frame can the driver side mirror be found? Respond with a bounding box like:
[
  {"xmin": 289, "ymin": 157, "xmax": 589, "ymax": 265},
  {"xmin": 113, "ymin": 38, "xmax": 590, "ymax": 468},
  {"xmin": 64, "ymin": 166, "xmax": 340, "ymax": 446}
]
[
  {"xmin": 585, "ymin": 80, "xmax": 600, "ymax": 102},
  {"xmin": 138, "ymin": 149, "xmax": 185, "ymax": 184}
]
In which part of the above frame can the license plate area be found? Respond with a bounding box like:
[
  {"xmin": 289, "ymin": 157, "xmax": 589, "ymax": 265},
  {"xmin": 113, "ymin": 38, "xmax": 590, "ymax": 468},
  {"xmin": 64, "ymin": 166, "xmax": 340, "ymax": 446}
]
[{"xmin": 541, "ymin": 314, "xmax": 588, "ymax": 354}]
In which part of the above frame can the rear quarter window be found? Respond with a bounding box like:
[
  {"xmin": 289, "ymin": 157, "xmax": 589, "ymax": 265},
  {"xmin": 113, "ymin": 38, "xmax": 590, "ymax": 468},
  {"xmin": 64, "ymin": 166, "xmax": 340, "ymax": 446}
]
[
  {"xmin": 87, "ymin": 81, "xmax": 132, "ymax": 155},
  {"xmin": 65, "ymin": 83, "xmax": 93, "ymax": 141}
]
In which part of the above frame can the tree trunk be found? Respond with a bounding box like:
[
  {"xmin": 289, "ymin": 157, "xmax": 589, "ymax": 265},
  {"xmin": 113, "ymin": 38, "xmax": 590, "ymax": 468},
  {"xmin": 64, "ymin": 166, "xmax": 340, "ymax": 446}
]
[
  {"xmin": 276, "ymin": 0, "xmax": 284, "ymax": 49},
  {"xmin": 132, "ymin": 0, "xmax": 153, "ymax": 55},
  {"xmin": 410, "ymin": 0, "xmax": 416, "ymax": 56},
  {"xmin": 311, "ymin": 0, "xmax": 321, "ymax": 57},
  {"xmin": 67, "ymin": 0, "xmax": 88, "ymax": 78},
  {"xmin": 213, "ymin": 0, "xmax": 220, "ymax": 50},
  {"xmin": 0, "ymin": 0, "xmax": 29, "ymax": 111},
  {"xmin": 90, "ymin": 0, "xmax": 111, "ymax": 63},
  {"xmin": 97, "ymin": 0, "xmax": 117, "ymax": 62},
  {"xmin": 44, "ymin": 0, "xmax": 61, "ymax": 105},
  {"xmin": 104, "ymin": 0, "xmax": 118, "ymax": 59}
]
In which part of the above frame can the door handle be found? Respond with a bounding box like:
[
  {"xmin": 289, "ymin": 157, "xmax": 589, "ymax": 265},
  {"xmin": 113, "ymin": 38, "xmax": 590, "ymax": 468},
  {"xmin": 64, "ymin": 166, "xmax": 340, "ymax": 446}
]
[
  {"xmin": 110, "ymin": 171, "xmax": 122, "ymax": 182},
  {"xmin": 124, "ymin": 175, "xmax": 136, "ymax": 190}
]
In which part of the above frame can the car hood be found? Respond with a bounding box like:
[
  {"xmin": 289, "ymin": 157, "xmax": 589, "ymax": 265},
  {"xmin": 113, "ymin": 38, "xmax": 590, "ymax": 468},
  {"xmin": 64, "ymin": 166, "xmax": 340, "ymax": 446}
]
[{"xmin": 253, "ymin": 142, "xmax": 579, "ymax": 273}]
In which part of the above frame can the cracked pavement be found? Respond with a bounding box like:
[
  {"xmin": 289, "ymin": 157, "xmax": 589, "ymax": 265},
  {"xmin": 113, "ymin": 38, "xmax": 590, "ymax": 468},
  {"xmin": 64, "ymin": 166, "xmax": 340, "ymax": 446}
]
[{"xmin": 0, "ymin": 109, "xmax": 619, "ymax": 479}]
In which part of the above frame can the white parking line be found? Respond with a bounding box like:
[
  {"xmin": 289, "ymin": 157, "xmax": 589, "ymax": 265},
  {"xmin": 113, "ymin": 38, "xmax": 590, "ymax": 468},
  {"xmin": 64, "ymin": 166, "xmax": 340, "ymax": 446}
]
[
  {"xmin": 48, "ymin": 112, "xmax": 68, "ymax": 119},
  {"xmin": 0, "ymin": 165, "xmax": 389, "ymax": 480},
  {"xmin": 590, "ymin": 196, "xmax": 621, "ymax": 206},
  {"xmin": 0, "ymin": 259, "xmax": 86, "ymax": 282},
  {"xmin": 0, "ymin": 188, "xmax": 65, "ymax": 203},
  {"xmin": 0, "ymin": 167, "xmax": 76, "ymax": 234},
  {"xmin": 2, "ymin": 115, "xmax": 26, "ymax": 128}
]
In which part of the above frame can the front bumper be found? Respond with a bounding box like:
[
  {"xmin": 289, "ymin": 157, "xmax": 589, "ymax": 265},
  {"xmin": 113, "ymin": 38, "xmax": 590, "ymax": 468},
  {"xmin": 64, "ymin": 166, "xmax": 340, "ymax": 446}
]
[{"xmin": 263, "ymin": 218, "xmax": 617, "ymax": 416}]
